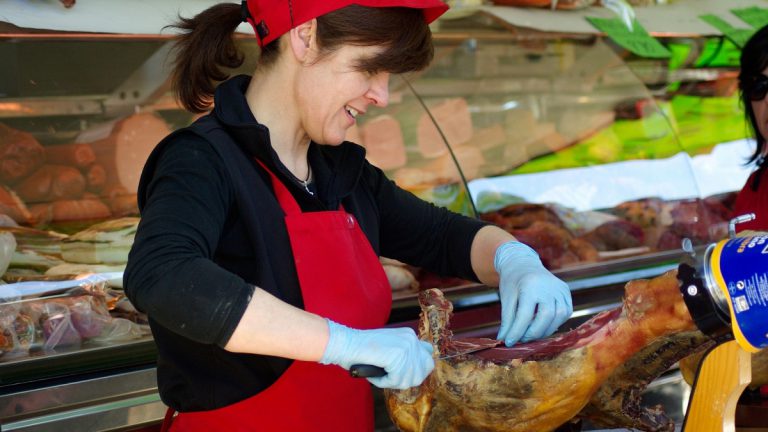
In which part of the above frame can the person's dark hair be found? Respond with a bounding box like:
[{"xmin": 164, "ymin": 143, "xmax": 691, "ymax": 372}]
[
  {"xmin": 739, "ymin": 24, "xmax": 768, "ymax": 168},
  {"xmin": 315, "ymin": 6, "xmax": 434, "ymax": 74},
  {"xmin": 169, "ymin": 4, "xmax": 434, "ymax": 113}
]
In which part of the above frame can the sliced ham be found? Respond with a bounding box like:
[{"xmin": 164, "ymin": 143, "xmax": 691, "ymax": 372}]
[
  {"xmin": 361, "ymin": 115, "xmax": 407, "ymax": 170},
  {"xmin": 381, "ymin": 258, "xmax": 419, "ymax": 293},
  {"xmin": 392, "ymin": 145, "xmax": 485, "ymax": 190},
  {"xmin": 422, "ymin": 145, "xmax": 485, "ymax": 183},
  {"xmin": 417, "ymin": 98, "xmax": 473, "ymax": 158},
  {"xmin": 346, "ymin": 124, "xmax": 363, "ymax": 145},
  {"xmin": 503, "ymin": 110, "xmax": 567, "ymax": 167},
  {"xmin": 82, "ymin": 113, "xmax": 171, "ymax": 194}
]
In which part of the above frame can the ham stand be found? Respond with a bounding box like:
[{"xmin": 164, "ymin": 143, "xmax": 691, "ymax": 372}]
[{"xmin": 677, "ymin": 218, "xmax": 767, "ymax": 432}]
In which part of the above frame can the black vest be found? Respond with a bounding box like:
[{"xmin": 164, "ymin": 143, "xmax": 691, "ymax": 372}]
[{"xmin": 137, "ymin": 115, "xmax": 302, "ymax": 410}]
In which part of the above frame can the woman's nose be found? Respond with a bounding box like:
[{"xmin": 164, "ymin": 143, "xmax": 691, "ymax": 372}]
[{"xmin": 366, "ymin": 73, "xmax": 390, "ymax": 108}]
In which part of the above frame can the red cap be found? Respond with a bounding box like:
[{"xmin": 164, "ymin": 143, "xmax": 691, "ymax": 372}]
[{"xmin": 243, "ymin": 0, "xmax": 449, "ymax": 46}]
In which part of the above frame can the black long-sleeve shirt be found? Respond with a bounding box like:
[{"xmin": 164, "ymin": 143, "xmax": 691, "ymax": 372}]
[{"xmin": 124, "ymin": 75, "xmax": 488, "ymax": 410}]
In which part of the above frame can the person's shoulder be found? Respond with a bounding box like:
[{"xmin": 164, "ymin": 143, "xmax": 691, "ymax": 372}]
[
  {"xmin": 161, "ymin": 128, "xmax": 218, "ymax": 155},
  {"xmin": 160, "ymin": 114, "xmax": 227, "ymax": 151},
  {"xmin": 154, "ymin": 122, "xmax": 225, "ymax": 171}
]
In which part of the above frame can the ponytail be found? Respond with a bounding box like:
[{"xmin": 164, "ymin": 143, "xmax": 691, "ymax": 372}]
[{"xmin": 169, "ymin": 3, "xmax": 245, "ymax": 113}]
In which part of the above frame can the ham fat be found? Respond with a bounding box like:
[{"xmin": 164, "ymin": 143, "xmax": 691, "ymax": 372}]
[{"xmin": 385, "ymin": 270, "xmax": 710, "ymax": 432}]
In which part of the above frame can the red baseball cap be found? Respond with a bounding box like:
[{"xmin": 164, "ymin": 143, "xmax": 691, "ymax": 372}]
[{"xmin": 243, "ymin": 0, "xmax": 450, "ymax": 46}]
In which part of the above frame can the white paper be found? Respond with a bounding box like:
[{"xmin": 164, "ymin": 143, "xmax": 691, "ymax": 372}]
[{"xmin": 468, "ymin": 139, "xmax": 756, "ymax": 212}]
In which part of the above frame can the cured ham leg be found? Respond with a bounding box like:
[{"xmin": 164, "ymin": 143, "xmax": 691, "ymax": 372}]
[
  {"xmin": 385, "ymin": 270, "xmax": 704, "ymax": 432},
  {"xmin": 579, "ymin": 329, "xmax": 714, "ymax": 431}
]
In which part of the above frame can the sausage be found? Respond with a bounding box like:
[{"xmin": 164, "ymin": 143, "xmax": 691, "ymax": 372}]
[
  {"xmin": 0, "ymin": 186, "xmax": 34, "ymax": 225},
  {"xmin": 50, "ymin": 198, "xmax": 111, "ymax": 222},
  {"xmin": 85, "ymin": 164, "xmax": 107, "ymax": 193},
  {"xmin": 44, "ymin": 143, "xmax": 96, "ymax": 168},
  {"xmin": 16, "ymin": 165, "xmax": 86, "ymax": 203},
  {"xmin": 0, "ymin": 123, "xmax": 45, "ymax": 184}
]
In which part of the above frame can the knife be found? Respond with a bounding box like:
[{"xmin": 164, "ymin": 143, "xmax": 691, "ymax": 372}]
[{"xmin": 349, "ymin": 344, "xmax": 500, "ymax": 378}]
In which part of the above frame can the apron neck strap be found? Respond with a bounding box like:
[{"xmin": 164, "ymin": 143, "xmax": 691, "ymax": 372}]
[{"xmin": 255, "ymin": 159, "xmax": 302, "ymax": 215}]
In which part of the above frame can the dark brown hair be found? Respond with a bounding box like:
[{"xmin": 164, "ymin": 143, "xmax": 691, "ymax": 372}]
[
  {"xmin": 316, "ymin": 6, "xmax": 434, "ymax": 74},
  {"xmin": 739, "ymin": 24, "xmax": 768, "ymax": 167},
  {"xmin": 738, "ymin": 24, "xmax": 768, "ymax": 190},
  {"xmin": 170, "ymin": 4, "xmax": 434, "ymax": 113}
]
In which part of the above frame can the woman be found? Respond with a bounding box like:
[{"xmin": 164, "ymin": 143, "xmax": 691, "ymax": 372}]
[
  {"xmin": 734, "ymin": 23, "xmax": 768, "ymax": 231},
  {"xmin": 124, "ymin": 0, "xmax": 573, "ymax": 430}
]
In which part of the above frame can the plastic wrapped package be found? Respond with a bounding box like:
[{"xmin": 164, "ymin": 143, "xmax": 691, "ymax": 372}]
[
  {"xmin": 0, "ymin": 231, "xmax": 16, "ymax": 277},
  {"xmin": 0, "ymin": 273, "xmax": 146, "ymax": 360},
  {"xmin": 38, "ymin": 301, "xmax": 84, "ymax": 350}
]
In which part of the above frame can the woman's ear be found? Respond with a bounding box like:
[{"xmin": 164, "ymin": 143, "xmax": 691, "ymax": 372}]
[{"xmin": 289, "ymin": 19, "xmax": 317, "ymax": 62}]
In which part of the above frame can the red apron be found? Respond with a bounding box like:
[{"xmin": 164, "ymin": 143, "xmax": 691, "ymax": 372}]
[
  {"xmin": 163, "ymin": 161, "xmax": 392, "ymax": 431},
  {"xmin": 733, "ymin": 170, "xmax": 768, "ymax": 232}
]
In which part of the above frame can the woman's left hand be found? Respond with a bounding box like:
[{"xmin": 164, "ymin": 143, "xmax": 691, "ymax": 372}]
[{"xmin": 494, "ymin": 241, "xmax": 573, "ymax": 347}]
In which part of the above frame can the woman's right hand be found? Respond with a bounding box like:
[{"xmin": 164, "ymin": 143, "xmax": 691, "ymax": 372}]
[{"xmin": 320, "ymin": 319, "xmax": 435, "ymax": 390}]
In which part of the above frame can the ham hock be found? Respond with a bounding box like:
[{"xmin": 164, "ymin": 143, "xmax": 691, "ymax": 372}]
[{"xmin": 384, "ymin": 270, "xmax": 713, "ymax": 432}]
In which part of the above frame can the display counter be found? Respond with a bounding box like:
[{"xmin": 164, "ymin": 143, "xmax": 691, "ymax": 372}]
[{"xmin": 1, "ymin": 2, "xmax": 763, "ymax": 431}]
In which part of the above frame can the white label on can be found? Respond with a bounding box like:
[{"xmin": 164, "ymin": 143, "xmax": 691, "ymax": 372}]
[{"xmin": 734, "ymin": 295, "xmax": 749, "ymax": 313}]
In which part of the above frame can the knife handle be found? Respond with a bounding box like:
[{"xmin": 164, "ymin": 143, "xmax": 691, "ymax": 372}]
[{"xmin": 349, "ymin": 364, "xmax": 386, "ymax": 378}]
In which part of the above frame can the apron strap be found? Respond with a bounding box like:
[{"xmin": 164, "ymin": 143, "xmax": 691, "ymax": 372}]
[
  {"xmin": 160, "ymin": 407, "xmax": 176, "ymax": 432},
  {"xmin": 255, "ymin": 159, "xmax": 302, "ymax": 215},
  {"xmin": 255, "ymin": 159, "xmax": 345, "ymax": 215}
]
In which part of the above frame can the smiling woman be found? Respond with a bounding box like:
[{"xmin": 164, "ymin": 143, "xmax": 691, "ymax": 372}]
[
  {"xmin": 122, "ymin": 1, "xmax": 575, "ymax": 431},
  {"xmin": 290, "ymin": 42, "xmax": 393, "ymax": 146},
  {"xmin": 170, "ymin": 4, "xmax": 436, "ymax": 115}
]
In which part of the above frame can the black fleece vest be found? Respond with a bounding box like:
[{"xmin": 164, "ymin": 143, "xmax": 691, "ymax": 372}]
[{"xmin": 139, "ymin": 115, "xmax": 303, "ymax": 307}]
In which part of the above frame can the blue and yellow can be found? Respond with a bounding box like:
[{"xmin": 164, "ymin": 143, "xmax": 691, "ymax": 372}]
[{"xmin": 703, "ymin": 234, "xmax": 768, "ymax": 352}]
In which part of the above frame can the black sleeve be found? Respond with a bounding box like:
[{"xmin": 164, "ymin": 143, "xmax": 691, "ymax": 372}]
[
  {"xmin": 124, "ymin": 135, "xmax": 254, "ymax": 347},
  {"xmin": 365, "ymin": 164, "xmax": 489, "ymax": 282}
]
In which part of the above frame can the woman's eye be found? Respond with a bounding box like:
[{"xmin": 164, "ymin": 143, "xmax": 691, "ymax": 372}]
[
  {"xmin": 353, "ymin": 61, "xmax": 380, "ymax": 77},
  {"xmin": 355, "ymin": 66, "xmax": 376, "ymax": 77}
]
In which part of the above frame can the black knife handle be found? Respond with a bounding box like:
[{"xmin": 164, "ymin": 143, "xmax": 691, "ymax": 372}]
[{"xmin": 349, "ymin": 364, "xmax": 386, "ymax": 378}]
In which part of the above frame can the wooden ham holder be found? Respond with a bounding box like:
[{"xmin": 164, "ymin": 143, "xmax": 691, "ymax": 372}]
[
  {"xmin": 682, "ymin": 341, "xmax": 755, "ymax": 432},
  {"xmin": 679, "ymin": 226, "xmax": 767, "ymax": 431}
]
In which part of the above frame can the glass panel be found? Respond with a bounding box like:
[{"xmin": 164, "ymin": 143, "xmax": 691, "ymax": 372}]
[
  {"xmin": 0, "ymin": 13, "xmax": 756, "ymax": 343},
  {"xmin": 362, "ymin": 14, "xmax": 751, "ymax": 277},
  {"xmin": 0, "ymin": 37, "xmax": 168, "ymax": 366}
]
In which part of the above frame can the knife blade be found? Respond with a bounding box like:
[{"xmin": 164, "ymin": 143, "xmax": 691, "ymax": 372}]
[{"xmin": 349, "ymin": 345, "xmax": 499, "ymax": 378}]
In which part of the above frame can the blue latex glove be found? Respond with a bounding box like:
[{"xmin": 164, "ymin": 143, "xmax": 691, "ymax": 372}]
[
  {"xmin": 495, "ymin": 241, "xmax": 573, "ymax": 347},
  {"xmin": 320, "ymin": 319, "xmax": 435, "ymax": 390}
]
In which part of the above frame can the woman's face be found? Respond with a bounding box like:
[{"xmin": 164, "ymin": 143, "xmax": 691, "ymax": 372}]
[
  {"xmin": 296, "ymin": 44, "xmax": 390, "ymax": 145},
  {"xmin": 750, "ymin": 66, "xmax": 768, "ymax": 143}
]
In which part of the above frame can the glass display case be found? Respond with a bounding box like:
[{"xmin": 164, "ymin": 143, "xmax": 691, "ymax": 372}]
[
  {"xmin": 371, "ymin": 14, "xmax": 753, "ymax": 324},
  {"xmin": 0, "ymin": 2, "xmax": 760, "ymax": 431}
]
